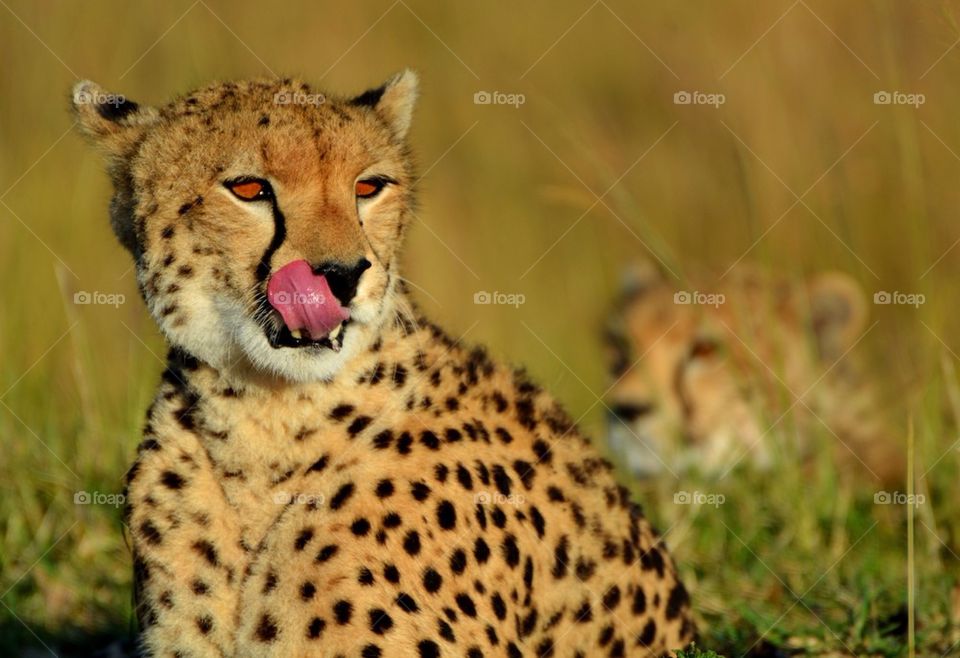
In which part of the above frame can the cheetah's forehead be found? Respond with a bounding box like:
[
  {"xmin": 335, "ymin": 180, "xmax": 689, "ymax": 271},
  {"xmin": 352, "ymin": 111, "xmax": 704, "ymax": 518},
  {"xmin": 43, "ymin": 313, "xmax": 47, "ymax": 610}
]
[{"xmin": 163, "ymin": 78, "xmax": 330, "ymax": 117}]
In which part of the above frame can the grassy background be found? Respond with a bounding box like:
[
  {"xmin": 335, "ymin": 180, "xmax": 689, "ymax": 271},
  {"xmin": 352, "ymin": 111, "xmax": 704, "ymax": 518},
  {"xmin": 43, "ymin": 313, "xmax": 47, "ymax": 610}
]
[{"xmin": 1, "ymin": 0, "xmax": 959, "ymax": 655}]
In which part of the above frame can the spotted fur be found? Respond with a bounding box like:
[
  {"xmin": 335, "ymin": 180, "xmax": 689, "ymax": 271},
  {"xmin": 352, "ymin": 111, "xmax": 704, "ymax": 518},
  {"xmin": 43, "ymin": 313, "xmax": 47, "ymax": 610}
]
[{"xmin": 73, "ymin": 74, "xmax": 694, "ymax": 657}]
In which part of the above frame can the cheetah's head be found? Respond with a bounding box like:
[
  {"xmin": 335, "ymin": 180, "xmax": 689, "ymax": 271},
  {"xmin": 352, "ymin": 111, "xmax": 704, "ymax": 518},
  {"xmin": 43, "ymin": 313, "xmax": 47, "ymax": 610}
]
[{"xmin": 73, "ymin": 73, "xmax": 419, "ymax": 383}]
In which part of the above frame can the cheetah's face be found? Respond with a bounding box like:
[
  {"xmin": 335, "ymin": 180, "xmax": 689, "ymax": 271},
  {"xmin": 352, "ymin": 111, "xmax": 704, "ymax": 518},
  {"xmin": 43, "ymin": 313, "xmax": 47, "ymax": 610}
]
[
  {"xmin": 604, "ymin": 265, "xmax": 867, "ymax": 476},
  {"xmin": 73, "ymin": 73, "xmax": 419, "ymax": 382}
]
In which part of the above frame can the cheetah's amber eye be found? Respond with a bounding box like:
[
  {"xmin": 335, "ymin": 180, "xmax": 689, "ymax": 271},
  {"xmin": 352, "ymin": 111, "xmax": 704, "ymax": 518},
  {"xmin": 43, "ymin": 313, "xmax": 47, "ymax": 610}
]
[
  {"xmin": 355, "ymin": 179, "xmax": 383, "ymax": 199},
  {"xmin": 690, "ymin": 338, "xmax": 720, "ymax": 359},
  {"xmin": 226, "ymin": 178, "xmax": 272, "ymax": 201},
  {"xmin": 355, "ymin": 176, "xmax": 396, "ymax": 200}
]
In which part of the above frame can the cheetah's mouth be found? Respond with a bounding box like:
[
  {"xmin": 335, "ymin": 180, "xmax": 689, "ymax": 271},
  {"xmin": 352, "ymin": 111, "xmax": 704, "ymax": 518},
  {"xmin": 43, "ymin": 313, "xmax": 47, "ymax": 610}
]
[
  {"xmin": 268, "ymin": 319, "xmax": 350, "ymax": 351},
  {"xmin": 263, "ymin": 260, "xmax": 352, "ymax": 351}
]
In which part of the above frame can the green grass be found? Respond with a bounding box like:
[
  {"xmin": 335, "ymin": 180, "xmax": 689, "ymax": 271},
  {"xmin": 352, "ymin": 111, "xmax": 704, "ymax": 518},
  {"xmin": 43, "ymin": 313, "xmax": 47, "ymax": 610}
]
[{"xmin": 2, "ymin": 0, "xmax": 960, "ymax": 655}]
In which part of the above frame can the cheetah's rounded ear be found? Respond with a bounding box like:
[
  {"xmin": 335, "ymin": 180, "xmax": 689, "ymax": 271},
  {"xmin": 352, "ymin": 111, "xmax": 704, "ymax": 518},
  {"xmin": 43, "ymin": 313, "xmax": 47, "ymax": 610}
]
[
  {"xmin": 71, "ymin": 80, "xmax": 159, "ymax": 158},
  {"xmin": 349, "ymin": 69, "xmax": 419, "ymax": 139},
  {"xmin": 620, "ymin": 259, "xmax": 666, "ymax": 299},
  {"xmin": 808, "ymin": 271, "xmax": 868, "ymax": 362}
]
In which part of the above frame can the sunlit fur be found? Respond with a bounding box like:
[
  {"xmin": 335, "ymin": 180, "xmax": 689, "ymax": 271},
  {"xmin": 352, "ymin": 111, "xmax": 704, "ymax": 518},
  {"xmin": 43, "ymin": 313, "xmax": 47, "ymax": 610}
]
[{"xmin": 73, "ymin": 73, "xmax": 418, "ymax": 383}]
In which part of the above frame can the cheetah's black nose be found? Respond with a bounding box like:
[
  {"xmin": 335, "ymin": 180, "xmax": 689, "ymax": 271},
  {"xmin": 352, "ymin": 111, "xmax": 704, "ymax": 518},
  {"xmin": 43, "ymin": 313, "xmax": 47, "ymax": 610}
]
[
  {"xmin": 608, "ymin": 401, "xmax": 655, "ymax": 423},
  {"xmin": 313, "ymin": 258, "xmax": 371, "ymax": 307}
]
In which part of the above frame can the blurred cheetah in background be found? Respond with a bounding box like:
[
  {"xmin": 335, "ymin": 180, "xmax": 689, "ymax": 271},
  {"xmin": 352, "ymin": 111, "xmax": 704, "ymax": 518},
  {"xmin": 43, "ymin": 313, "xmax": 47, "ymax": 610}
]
[{"xmin": 604, "ymin": 261, "xmax": 901, "ymax": 483}]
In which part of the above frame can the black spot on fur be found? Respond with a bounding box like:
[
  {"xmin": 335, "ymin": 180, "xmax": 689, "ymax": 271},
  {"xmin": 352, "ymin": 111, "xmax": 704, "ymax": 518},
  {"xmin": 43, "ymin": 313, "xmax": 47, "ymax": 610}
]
[
  {"xmin": 196, "ymin": 615, "xmax": 213, "ymax": 634},
  {"xmin": 474, "ymin": 537, "xmax": 491, "ymax": 564},
  {"xmin": 295, "ymin": 528, "xmax": 314, "ymax": 551},
  {"xmin": 418, "ymin": 639, "xmax": 440, "ymax": 658},
  {"xmin": 551, "ymin": 536, "xmax": 569, "ymax": 579},
  {"xmin": 306, "ymin": 455, "xmax": 328, "ymax": 474},
  {"xmin": 437, "ymin": 500, "xmax": 457, "ymax": 530},
  {"xmin": 420, "ymin": 430, "xmax": 440, "ymax": 450},
  {"xmin": 347, "ymin": 415, "xmax": 372, "ymax": 437},
  {"xmin": 423, "ymin": 567, "xmax": 442, "ymax": 593},
  {"xmin": 160, "ymin": 470, "xmax": 185, "ymax": 489},
  {"xmin": 450, "ymin": 549, "xmax": 467, "ymax": 574},
  {"xmin": 329, "ymin": 403, "xmax": 354, "ymax": 421},
  {"xmin": 191, "ymin": 540, "xmax": 218, "ymax": 566},
  {"xmin": 665, "ymin": 582, "xmax": 689, "ymax": 620},
  {"xmin": 330, "ymin": 483, "xmax": 355, "ymax": 510},
  {"xmin": 369, "ymin": 608, "xmax": 394, "ymax": 634},
  {"xmin": 307, "ymin": 617, "xmax": 326, "ymax": 639},
  {"xmin": 351, "ymin": 518, "xmax": 371, "ymax": 536},
  {"xmin": 376, "ymin": 479, "xmax": 395, "ymax": 498},
  {"xmin": 396, "ymin": 432, "xmax": 413, "ymax": 454},
  {"xmin": 372, "ymin": 429, "xmax": 393, "ymax": 449},
  {"xmin": 636, "ymin": 619, "xmax": 657, "ymax": 647},
  {"xmin": 255, "ymin": 613, "xmax": 278, "ymax": 642},
  {"xmin": 300, "ymin": 581, "xmax": 316, "ymax": 600},
  {"xmin": 632, "ymin": 587, "xmax": 647, "ymax": 615},
  {"xmin": 316, "ymin": 544, "xmax": 339, "ymax": 563},
  {"xmin": 501, "ymin": 534, "xmax": 520, "ymax": 568},
  {"xmin": 397, "ymin": 592, "xmax": 419, "ymax": 613},
  {"xmin": 140, "ymin": 520, "xmax": 162, "ymax": 545},
  {"xmin": 404, "ymin": 530, "xmax": 422, "ymax": 556},
  {"xmin": 333, "ymin": 600, "xmax": 353, "ymax": 625}
]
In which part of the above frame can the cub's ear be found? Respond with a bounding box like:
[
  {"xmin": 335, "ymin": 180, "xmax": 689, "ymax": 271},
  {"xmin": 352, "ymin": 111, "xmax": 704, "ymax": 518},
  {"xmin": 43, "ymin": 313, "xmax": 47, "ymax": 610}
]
[
  {"xmin": 620, "ymin": 259, "xmax": 666, "ymax": 300},
  {"xmin": 349, "ymin": 69, "xmax": 419, "ymax": 139},
  {"xmin": 808, "ymin": 271, "xmax": 868, "ymax": 362},
  {"xmin": 71, "ymin": 80, "xmax": 158, "ymax": 159}
]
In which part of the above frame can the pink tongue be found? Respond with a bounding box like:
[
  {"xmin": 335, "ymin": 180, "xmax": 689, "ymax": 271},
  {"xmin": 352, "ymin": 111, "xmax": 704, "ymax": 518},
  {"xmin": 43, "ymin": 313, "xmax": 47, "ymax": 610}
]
[{"xmin": 267, "ymin": 260, "xmax": 349, "ymax": 339}]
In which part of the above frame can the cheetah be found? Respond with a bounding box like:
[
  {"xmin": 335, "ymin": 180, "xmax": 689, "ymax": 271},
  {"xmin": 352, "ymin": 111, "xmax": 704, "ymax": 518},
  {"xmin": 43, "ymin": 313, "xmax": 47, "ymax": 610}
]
[
  {"xmin": 72, "ymin": 72, "xmax": 695, "ymax": 657},
  {"xmin": 604, "ymin": 261, "xmax": 901, "ymax": 483}
]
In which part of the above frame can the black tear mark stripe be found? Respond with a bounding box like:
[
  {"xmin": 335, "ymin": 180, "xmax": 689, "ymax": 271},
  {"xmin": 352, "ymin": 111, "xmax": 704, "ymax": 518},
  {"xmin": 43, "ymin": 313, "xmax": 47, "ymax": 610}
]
[{"xmin": 256, "ymin": 197, "xmax": 287, "ymax": 282}]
